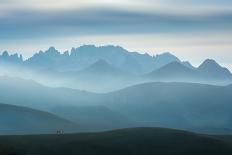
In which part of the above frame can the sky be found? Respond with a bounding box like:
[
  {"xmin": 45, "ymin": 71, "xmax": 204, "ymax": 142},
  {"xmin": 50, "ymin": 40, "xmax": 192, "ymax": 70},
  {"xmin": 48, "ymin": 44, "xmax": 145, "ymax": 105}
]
[{"xmin": 0, "ymin": 0, "xmax": 232, "ymax": 70}]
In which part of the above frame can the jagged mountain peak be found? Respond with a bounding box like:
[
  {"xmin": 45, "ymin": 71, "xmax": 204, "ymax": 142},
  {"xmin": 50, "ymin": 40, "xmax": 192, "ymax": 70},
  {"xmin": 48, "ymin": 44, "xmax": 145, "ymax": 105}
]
[
  {"xmin": 45, "ymin": 47, "xmax": 60, "ymax": 55},
  {"xmin": 0, "ymin": 51, "xmax": 23, "ymax": 64},
  {"xmin": 2, "ymin": 51, "xmax": 9, "ymax": 57}
]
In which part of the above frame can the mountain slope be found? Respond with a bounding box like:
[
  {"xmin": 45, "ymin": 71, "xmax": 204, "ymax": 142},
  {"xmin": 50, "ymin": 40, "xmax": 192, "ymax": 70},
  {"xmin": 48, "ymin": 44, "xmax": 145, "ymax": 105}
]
[
  {"xmin": 0, "ymin": 51, "xmax": 23, "ymax": 65},
  {"xmin": 146, "ymin": 60, "xmax": 232, "ymax": 83},
  {"xmin": 146, "ymin": 61, "xmax": 195, "ymax": 80},
  {"xmin": 1, "ymin": 76, "xmax": 232, "ymax": 134},
  {"xmin": 0, "ymin": 76, "xmax": 99, "ymax": 109},
  {"xmin": 197, "ymin": 59, "xmax": 232, "ymax": 80},
  {"xmin": 59, "ymin": 59, "xmax": 137, "ymax": 92},
  {"xmin": 0, "ymin": 103, "xmax": 80, "ymax": 135},
  {"xmin": 0, "ymin": 128, "xmax": 232, "ymax": 155},
  {"xmin": 77, "ymin": 59, "xmax": 129, "ymax": 77},
  {"xmin": 0, "ymin": 76, "xmax": 134, "ymax": 131},
  {"xmin": 51, "ymin": 105, "xmax": 135, "ymax": 130},
  {"xmin": 103, "ymin": 82, "xmax": 232, "ymax": 134}
]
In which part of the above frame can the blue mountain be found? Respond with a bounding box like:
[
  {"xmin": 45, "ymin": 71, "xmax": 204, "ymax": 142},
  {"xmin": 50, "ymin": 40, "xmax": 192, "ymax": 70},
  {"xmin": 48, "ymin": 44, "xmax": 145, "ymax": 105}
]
[
  {"xmin": 24, "ymin": 45, "xmax": 184, "ymax": 74},
  {"xmin": 197, "ymin": 59, "xmax": 232, "ymax": 80},
  {"xmin": 0, "ymin": 51, "xmax": 23, "ymax": 65},
  {"xmin": 146, "ymin": 60, "xmax": 232, "ymax": 82}
]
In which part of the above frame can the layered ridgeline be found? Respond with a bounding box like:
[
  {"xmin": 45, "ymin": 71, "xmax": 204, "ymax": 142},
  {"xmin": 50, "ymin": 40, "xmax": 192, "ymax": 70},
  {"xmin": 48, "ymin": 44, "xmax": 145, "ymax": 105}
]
[
  {"xmin": 1, "ymin": 76, "xmax": 232, "ymax": 134},
  {"xmin": 1, "ymin": 45, "xmax": 231, "ymax": 92}
]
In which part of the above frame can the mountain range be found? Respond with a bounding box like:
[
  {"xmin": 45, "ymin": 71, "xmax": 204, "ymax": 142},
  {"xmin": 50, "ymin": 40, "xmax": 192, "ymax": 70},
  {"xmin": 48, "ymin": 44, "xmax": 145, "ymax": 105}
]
[
  {"xmin": 0, "ymin": 45, "xmax": 196, "ymax": 74},
  {"xmin": 0, "ymin": 45, "xmax": 232, "ymax": 135},
  {"xmin": 1, "ymin": 45, "xmax": 231, "ymax": 92}
]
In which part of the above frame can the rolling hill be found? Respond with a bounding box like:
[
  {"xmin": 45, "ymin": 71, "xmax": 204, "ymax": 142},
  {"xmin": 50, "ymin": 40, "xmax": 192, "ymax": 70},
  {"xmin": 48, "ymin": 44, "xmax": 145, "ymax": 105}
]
[
  {"xmin": 51, "ymin": 105, "xmax": 135, "ymax": 130},
  {"xmin": 0, "ymin": 103, "xmax": 81, "ymax": 135},
  {"xmin": 0, "ymin": 127, "xmax": 232, "ymax": 155},
  {"xmin": 1, "ymin": 76, "xmax": 232, "ymax": 134},
  {"xmin": 102, "ymin": 82, "xmax": 232, "ymax": 134},
  {"xmin": 0, "ymin": 76, "xmax": 134, "ymax": 131}
]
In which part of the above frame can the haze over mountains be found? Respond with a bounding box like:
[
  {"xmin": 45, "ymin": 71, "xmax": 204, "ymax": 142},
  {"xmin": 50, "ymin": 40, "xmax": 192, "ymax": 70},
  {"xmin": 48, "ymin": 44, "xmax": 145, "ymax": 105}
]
[
  {"xmin": 0, "ymin": 45, "xmax": 232, "ymax": 135},
  {"xmin": 0, "ymin": 45, "xmax": 231, "ymax": 92},
  {"xmin": 0, "ymin": 76, "xmax": 232, "ymax": 134}
]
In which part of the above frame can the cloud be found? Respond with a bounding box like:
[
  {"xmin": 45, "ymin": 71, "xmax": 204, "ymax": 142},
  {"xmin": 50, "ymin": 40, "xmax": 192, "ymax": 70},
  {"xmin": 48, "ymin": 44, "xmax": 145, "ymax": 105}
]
[{"xmin": 0, "ymin": 8, "xmax": 232, "ymax": 39}]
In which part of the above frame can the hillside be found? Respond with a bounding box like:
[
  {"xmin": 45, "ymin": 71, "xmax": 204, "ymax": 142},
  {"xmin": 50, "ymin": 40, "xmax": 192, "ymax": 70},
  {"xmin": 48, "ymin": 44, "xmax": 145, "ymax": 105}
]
[
  {"xmin": 1, "ymin": 76, "xmax": 232, "ymax": 134},
  {"xmin": 51, "ymin": 105, "xmax": 135, "ymax": 130},
  {"xmin": 0, "ymin": 103, "xmax": 81, "ymax": 135},
  {"xmin": 0, "ymin": 76, "xmax": 134, "ymax": 131},
  {"xmin": 0, "ymin": 128, "xmax": 232, "ymax": 155},
  {"xmin": 103, "ymin": 82, "xmax": 232, "ymax": 134}
]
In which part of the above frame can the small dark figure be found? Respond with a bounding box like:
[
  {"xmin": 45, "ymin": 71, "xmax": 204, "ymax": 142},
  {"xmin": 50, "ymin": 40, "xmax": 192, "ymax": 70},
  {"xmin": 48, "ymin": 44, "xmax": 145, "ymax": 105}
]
[{"xmin": 57, "ymin": 129, "xmax": 64, "ymax": 134}]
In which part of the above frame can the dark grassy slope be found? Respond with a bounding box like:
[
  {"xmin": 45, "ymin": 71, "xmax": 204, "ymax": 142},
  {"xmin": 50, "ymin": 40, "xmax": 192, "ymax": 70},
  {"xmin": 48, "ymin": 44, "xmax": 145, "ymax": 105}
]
[
  {"xmin": 0, "ymin": 103, "xmax": 81, "ymax": 135},
  {"xmin": 0, "ymin": 128, "xmax": 232, "ymax": 155}
]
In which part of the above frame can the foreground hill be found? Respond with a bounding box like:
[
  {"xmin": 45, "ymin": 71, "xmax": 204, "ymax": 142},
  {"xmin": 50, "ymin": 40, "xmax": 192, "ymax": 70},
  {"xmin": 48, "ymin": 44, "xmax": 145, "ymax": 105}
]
[
  {"xmin": 0, "ymin": 103, "xmax": 80, "ymax": 135},
  {"xmin": 0, "ymin": 128, "xmax": 232, "ymax": 155}
]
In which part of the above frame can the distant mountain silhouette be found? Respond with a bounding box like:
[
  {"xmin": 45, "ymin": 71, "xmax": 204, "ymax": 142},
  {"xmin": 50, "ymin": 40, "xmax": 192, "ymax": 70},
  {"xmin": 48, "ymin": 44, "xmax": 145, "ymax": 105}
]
[
  {"xmin": 197, "ymin": 59, "xmax": 232, "ymax": 80},
  {"xmin": 79, "ymin": 59, "xmax": 126, "ymax": 75},
  {"xmin": 146, "ymin": 62, "xmax": 194, "ymax": 79},
  {"xmin": 59, "ymin": 59, "xmax": 137, "ymax": 92},
  {"xmin": 146, "ymin": 60, "xmax": 232, "ymax": 82},
  {"xmin": 0, "ymin": 51, "xmax": 23, "ymax": 65},
  {"xmin": 2, "ymin": 45, "xmax": 231, "ymax": 78},
  {"xmin": 0, "ymin": 103, "xmax": 80, "ymax": 135},
  {"xmin": 22, "ymin": 45, "xmax": 187, "ymax": 74},
  {"xmin": 1, "ymin": 45, "xmax": 231, "ymax": 92}
]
